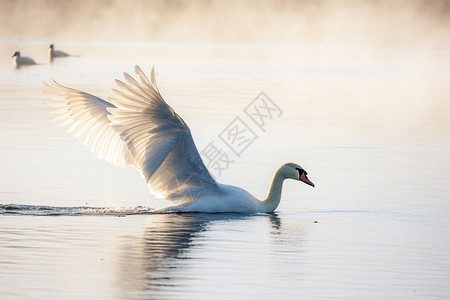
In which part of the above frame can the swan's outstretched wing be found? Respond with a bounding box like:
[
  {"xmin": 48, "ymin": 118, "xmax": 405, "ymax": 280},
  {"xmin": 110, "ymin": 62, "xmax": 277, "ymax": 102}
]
[
  {"xmin": 44, "ymin": 66, "xmax": 217, "ymax": 204},
  {"xmin": 107, "ymin": 66, "xmax": 217, "ymax": 203},
  {"xmin": 43, "ymin": 80, "xmax": 133, "ymax": 167}
]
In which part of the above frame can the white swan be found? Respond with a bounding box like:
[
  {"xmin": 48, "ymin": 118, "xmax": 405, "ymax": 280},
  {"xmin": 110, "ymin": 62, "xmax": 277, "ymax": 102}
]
[
  {"xmin": 48, "ymin": 44, "xmax": 69, "ymax": 60},
  {"xmin": 11, "ymin": 51, "xmax": 36, "ymax": 68},
  {"xmin": 43, "ymin": 66, "xmax": 314, "ymax": 213}
]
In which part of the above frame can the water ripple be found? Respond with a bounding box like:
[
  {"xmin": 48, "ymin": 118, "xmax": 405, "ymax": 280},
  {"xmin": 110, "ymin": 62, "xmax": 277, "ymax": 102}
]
[{"xmin": 0, "ymin": 204, "xmax": 154, "ymax": 216}]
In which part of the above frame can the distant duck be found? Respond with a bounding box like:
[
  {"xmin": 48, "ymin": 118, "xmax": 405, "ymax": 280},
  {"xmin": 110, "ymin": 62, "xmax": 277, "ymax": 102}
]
[
  {"xmin": 11, "ymin": 51, "xmax": 36, "ymax": 68},
  {"xmin": 49, "ymin": 44, "xmax": 69, "ymax": 61}
]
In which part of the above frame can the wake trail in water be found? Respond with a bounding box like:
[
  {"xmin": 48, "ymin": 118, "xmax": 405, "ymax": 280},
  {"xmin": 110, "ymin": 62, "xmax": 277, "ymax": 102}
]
[{"xmin": 0, "ymin": 204, "xmax": 156, "ymax": 216}]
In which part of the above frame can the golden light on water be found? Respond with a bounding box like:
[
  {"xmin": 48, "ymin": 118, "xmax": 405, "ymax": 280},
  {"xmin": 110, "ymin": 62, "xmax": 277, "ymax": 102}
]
[{"xmin": 0, "ymin": 1, "xmax": 450, "ymax": 298}]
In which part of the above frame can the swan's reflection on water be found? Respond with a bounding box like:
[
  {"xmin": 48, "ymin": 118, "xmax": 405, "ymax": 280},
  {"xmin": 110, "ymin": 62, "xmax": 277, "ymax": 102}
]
[{"xmin": 118, "ymin": 213, "xmax": 283, "ymax": 299}]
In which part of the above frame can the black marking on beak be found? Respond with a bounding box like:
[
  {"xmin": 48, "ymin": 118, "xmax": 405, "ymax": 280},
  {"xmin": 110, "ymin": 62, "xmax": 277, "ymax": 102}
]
[
  {"xmin": 296, "ymin": 167, "xmax": 314, "ymax": 187},
  {"xmin": 295, "ymin": 167, "xmax": 305, "ymax": 180}
]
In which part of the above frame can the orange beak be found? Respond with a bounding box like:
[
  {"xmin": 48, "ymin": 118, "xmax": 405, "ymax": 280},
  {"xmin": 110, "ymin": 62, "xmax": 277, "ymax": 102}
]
[{"xmin": 300, "ymin": 172, "xmax": 315, "ymax": 187}]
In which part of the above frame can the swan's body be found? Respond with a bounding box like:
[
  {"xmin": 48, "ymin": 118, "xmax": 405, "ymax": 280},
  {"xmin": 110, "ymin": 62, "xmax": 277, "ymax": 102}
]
[
  {"xmin": 157, "ymin": 163, "xmax": 313, "ymax": 213},
  {"xmin": 11, "ymin": 51, "xmax": 36, "ymax": 68},
  {"xmin": 43, "ymin": 66, "xmax": 314, "ymax": 213},
  {"xmin": 48, "ymin": 44, "xmax": 69, "ymax": 60}
]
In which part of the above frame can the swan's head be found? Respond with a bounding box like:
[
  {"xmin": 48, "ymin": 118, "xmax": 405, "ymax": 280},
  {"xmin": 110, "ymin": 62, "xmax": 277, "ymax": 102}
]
[
  {"xmin": 282, "ymin": 163, "xmax": 315, "ymax": 187},
  {"xmin": 11, "ymin": 51, "xmax": 20, "ymax": 58},
  {"xmin": 49, "ymin": 44, "xmax": 54, "ymax": 50}
]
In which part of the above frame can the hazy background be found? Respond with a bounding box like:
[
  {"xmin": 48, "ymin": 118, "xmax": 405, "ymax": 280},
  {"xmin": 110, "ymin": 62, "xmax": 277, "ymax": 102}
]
[
  {"xmin": 1, "ymin": 1, "xmax": 450, "ymax": 299},
  {"xmin": 1, "ymin": 0, "xmax": 449, "ymax": 46},
  {"xmin": 0, "ymin": 0, "xmax": 449, "ymax": 206}
]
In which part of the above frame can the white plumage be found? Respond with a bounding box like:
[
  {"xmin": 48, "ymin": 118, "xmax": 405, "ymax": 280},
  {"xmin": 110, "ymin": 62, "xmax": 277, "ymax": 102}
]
[
  {"xmin": 43, "ymin": 66, "xmax": 314, "ymax": 213},
  {"xmin": 11, "ymin": 51, "xmax": 36, "ymax": 68},
  {"xmin": 48, "ymin": 44, "xmax": 69, "ymax": 60}
]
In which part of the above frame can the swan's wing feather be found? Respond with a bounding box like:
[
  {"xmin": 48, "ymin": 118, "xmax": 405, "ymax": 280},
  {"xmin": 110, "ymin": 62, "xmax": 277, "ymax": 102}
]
[
  {"xmin": 108, "ymin": 66, "xmax": 216, "ymax": 203},
  {"xmin": 43, "ymin": 80, "xmax": 133, "ymax": 167}
]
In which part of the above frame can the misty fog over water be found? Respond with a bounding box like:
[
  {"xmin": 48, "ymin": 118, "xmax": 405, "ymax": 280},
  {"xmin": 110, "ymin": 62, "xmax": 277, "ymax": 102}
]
[
  {"xmin": 1, "ymin": 0, "xmax": 450, "ymax": 299},
  {"xmin": 1, "ymin": 0, "xmax": 449, "ymax": 46}
]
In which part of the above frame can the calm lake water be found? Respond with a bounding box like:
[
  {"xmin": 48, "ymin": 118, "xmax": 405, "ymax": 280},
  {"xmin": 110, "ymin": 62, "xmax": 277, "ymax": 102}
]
[{"xmin": 0, "ymin": 39, "xmax": 449, "ymax": 299}]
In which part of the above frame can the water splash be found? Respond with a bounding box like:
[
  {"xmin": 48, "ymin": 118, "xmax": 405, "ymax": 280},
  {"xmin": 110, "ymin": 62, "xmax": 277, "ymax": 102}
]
[{"xmin": 0, "ymin": 204, "xmax": 155, "ymax": 216}]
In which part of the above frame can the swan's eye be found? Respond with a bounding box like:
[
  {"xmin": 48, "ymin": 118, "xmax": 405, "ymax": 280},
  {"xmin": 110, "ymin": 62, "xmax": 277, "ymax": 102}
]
[{"xmin": 296, "ymin": 167, "xmax": 308, "ymax": 178}]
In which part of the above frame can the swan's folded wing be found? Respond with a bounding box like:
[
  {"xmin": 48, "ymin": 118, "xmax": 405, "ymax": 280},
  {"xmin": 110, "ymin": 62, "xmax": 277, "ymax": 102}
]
[
  {"xmin": 107, "ymin": 66, "xmax": 217, "ymax": 204},
  {"xmin": 43, "ymin": 80, "xmax": 133, "ymax": 167}
]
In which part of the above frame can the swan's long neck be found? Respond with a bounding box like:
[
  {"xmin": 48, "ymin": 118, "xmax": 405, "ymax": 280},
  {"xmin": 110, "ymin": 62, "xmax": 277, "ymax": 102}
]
[{"xmin": 261, "ymin": 168, "xmax": 286, "ymax": 212}]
